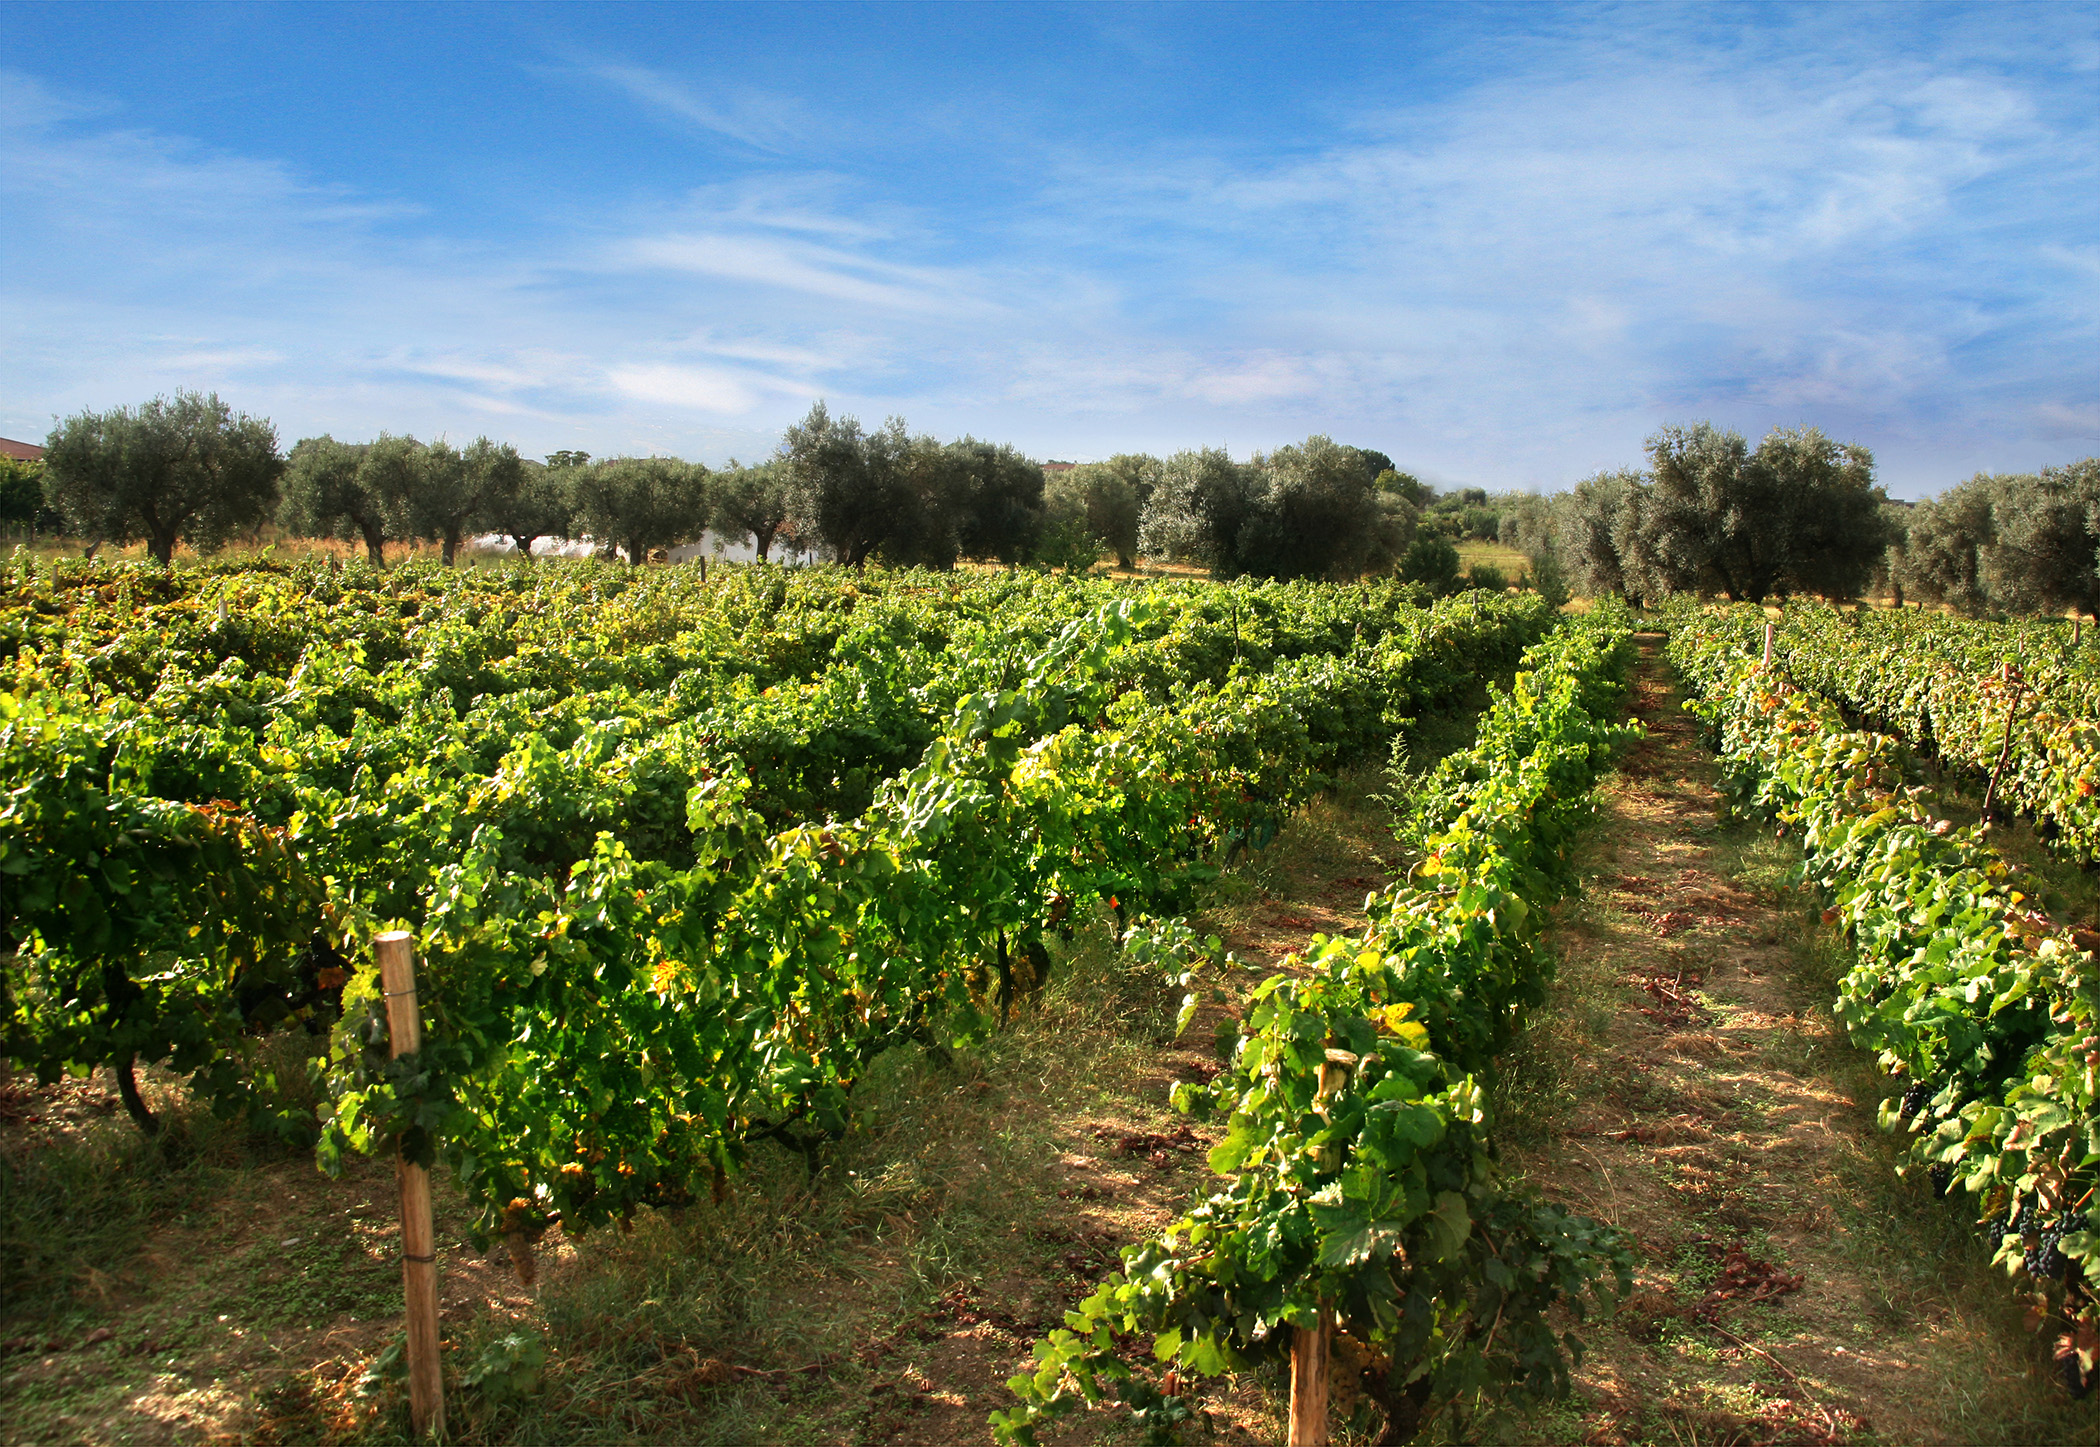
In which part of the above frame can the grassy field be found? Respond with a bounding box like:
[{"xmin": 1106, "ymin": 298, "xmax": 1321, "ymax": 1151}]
[{"xmin": 1454, "ymin": 538, "xmax": 1532, "ymax": 577}]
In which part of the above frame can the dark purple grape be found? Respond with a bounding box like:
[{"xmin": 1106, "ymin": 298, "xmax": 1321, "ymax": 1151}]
[
  {"xmin": 2027, "ymin": 1234, "xmax": 2066, "ymax": 1280},
  {"xmin": 1900, "ymin": 1082, "xmax": 1931, "ymax": 1120},
  {"xmin": 1930, "ymin": 1164, "xmax": 1954, "ymax": 1198}
]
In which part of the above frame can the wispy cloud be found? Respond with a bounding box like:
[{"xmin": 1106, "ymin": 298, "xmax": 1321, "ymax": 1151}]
[
  {"xmin": 587, "ymin": 63, "xmax": 808, "ymax": 154},
  {"xmin": 995, "ymin": 24, "xmax": 2095, "ymax": 487},
  {"xmin": 617, "ymin": 232, "xmax": 990, "ymax": 317}
]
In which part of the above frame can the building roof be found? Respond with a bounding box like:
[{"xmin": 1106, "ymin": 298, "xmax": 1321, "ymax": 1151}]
[
  {"xmin": 0, "ymin": 437, "xmax": 44, "ymax": 462},
  {"xmin": 1041, "ymin": 460, "xmax": 1076, "ymax": 472}
]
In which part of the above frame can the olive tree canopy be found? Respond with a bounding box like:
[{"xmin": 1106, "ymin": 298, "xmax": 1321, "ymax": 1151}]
[
  {"xmin": 43, "ymin": 391, "xmax": 282, "ymax": 565},
  {"xmin": 477, "ymin": 456, "xmax": 577, "ymax": 563},
  {"xmin": 712, "ymin": 460, "xmax": 793, "ymax": 561},
  {"xmin": 1643, "ymin": 423, "xmax": 1887, "ymax": 602},
  {"xmin": 1049, "ymin": 455, "xmax": 1155, "ymax": 568},
  {"xmin": 572, "ymin": 456, "xmax": 712, "ymax": 565},
  {"xmin": 398, "ymin": 436, "xmax": 524, "ymax": 565},
  {"xmin": 782, "ymin": 402, "xmax": 896, "ymax": 568},
  {"xmin": 1239, "ymin": 436, "xmax": 1411, "ymax": 581},
  {"xmin": 944, "ymin": 437, "xmax": 1044, "ymax": 565},
  {"xmin": 1983, "ymin": 459, "xmax": 2099, "ymax": 618},
  {"xmin": 1136, "ymin": 438, "xmax": 1408, "ymax": 581},
  {"xmin": 1896, "ymin": 459, "xmax": 2100, "ymax": 617},
  {"xmin": 280, "ymin": 432, "xmax": 450, "ymax": 566},
  {"xmin": 1136, "ymin": 447, "xmax": 1257, "ymax": 570},
  {"xmin": 780, "ymin": 401, "xmax": 1049, "ymax": 569}
]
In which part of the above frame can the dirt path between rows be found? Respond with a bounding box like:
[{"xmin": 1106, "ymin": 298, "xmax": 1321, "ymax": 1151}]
[{"xmin": 1498, "ymin": 636, "xmax": 2092, "ymax": 1447}]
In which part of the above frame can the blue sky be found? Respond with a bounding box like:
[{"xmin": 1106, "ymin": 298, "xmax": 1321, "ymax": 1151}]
[{"xmin": 0, "ymin": 2, "xmax": 2093, "ymax": 497}]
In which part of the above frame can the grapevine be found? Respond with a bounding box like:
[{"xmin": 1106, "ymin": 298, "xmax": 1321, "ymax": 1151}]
[
  {"xmin": 1667, "ymin": 609, "xmax": 2100, "ymax": 1391},
  {"xmin": 1, "ymin": 554, "xmax": 1556, "ymax": 1246},
  {"xmin": 993, "ymin": 606, "xmax": 1643, "ymax": 1444}
]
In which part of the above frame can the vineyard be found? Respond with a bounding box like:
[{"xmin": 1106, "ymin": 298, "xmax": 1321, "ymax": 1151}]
[
  {"xmin": 1, "ymin": 555, "xmax": 1566, "ymax": 1234},
  {"xmin": 1667, "ymin": 603, "xmax": 2100, "ymax": 1398},
  {"xmin": 4, "ymin": 558, "xmax": 2097, "ymax": 1444}
]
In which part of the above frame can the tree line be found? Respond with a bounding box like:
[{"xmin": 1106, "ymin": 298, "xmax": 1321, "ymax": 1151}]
[
  {"xmin": 19, "ymin": 394, "xmax": 1450, "ymax": 582},
  {"xmin": 21, "ymin": 393, "xmax": 2093, "ymax": 614},
  {"xmin": 1487, "ymin": 422, "xmax": 2096, "ymax": 617}
]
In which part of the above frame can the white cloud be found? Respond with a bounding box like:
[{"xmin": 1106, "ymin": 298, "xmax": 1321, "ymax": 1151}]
[
  {"xmin": 604, "ymin": 363, "xmax": 804, "ymax": 415},
  {"xmin": 2033, "ymin": 401, "xmax": 2100, "ymax": 441}
]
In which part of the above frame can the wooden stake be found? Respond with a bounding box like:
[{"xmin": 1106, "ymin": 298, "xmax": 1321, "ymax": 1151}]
[
  {"xmin": 376, "ymin": 931, "xmax": 446, "ymax": 1439},
  {"xmin": 1289, "ymin": 1056, "xmax": 1348, "ymax": 1446},
  {"xmin": 1288, "ymin": 1305, "xmax": 1332, "ymax": 1446},
  {"xmin": 1762, "ymin": 621, "xmax": 1774, "ymax": 665}
]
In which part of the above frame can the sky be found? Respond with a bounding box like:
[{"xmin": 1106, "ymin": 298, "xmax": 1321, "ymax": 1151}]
[{"xmin": 0, "ymin": 2, "xmax": 2094, "ymax": 499}]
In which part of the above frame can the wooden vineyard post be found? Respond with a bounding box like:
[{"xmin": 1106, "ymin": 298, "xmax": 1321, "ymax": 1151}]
[
  {"xmin": 1288, "ymin": 1053, "xmax": 1349, "ymax": 1447},
  {"xmin": 1288, "ymin": 1306, "xmax": 1332, "ymax": 1446},
  {"xmin": 376, "ymin": 931, "xmax": 446, "ymax": 1439},
  {"xmin": 1762, "ymin": 620, "xmax": 1774, "ymax": 666}
]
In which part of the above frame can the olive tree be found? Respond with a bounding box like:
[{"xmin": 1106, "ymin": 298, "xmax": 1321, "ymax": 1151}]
[
  {"xmin": 572, "ymin": 456, "xmax": 712, "ymax": 565},
  {"xmin": 1239, "ymin": 436, "xmax": 1411, "ymax": 580},
  {"xmin": 280, "ymin": 433, "xmax": 427, "ymax": 565},
  {"xmin": 782, "ymin": 402, "xmax": 896, "ymax": 568},
  {"xmin": 1137, "ymin": 447, "xmax": 1258, "ymax": 570},
  {"xmin": 477, "ymin": 456, "xmax": 577, "ymax": 562},
  {"xmin": 43, "ymin": 391, "xmax": 282, "ymax": 565},
  {"xmin": 1982, "ymin": 459, "xmax": 2099, "ymax": 618},
  {"xmin": 398, "ymin": 436, "xmax": 523, "ymax": 565},
  {"xmin": 780, "ymin": 401, "xmax": 1027, "ymax": 570},
  {"xmin": 712, "ymin": 460, "xmax": 793, "ymax": 561},
  {"xmin": 1643, "ymin": 423, "xmax": 1887, "ymax": 602},
  {"xmin": 945, "ymin": 437, "xmax": 1044, "ymax": 565},
  {"xmin": 1893, "ymin": 481, "xmax": 1995, "ymax": 614},
  {"xmin": 0, "ymin": 456, "xmax": 57, "ymax": 538},
  {"xmin": 1050, "ymin": 455, "xmax": 1155, "ymax": 567},
  {"xmin": 1135, "ymin": 438, "xmax": 1407, "ymax": 581}
]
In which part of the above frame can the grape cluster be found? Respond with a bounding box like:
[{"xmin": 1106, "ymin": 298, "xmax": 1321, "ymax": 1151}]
[
  {"xmin": 2024, "ymin": 1210, "xmax": 2090, "ymax": 1284},
  {"xmin": 1929, "ymin": 1163, "xmax": 1954, "ymax": 1198},
  {"xmin": 1899, "ymin": 1080, "xmax": 1932, "ymax": 1121}
]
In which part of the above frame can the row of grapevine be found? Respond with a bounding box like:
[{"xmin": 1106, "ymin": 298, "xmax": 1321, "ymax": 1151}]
[
  {"xmin": 1660, "ymin": 598, "xmax": 2099, "ymax": 862},
  {"xmin": 1666, "ymin": 616, "xmax": 2100, "ymax": 1390},
  {"xmin": 1, "ymin": 555, "xmax": 1555, "ymax": 1248},
  {"xmin": 995, "ymin": 607, "xmax": 1642, "ymax": 1445}
]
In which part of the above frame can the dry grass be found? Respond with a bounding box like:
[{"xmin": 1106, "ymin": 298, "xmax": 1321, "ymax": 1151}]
[{"xmin": 1455, "ymin": 539, "xmax": 1534, "ymax": 577}]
